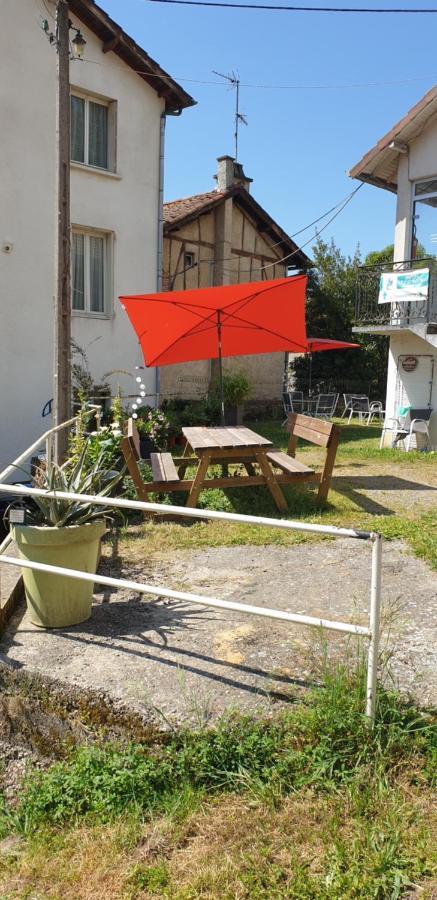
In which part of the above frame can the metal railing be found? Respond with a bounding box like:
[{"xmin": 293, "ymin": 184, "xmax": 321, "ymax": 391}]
[
  {"xmin": 355, "ymin": 257, "xmax": 437, "ymax": 327},
  {"xmin": 0, "ymin": 420, "xmax": 383, "ymax": 722}
]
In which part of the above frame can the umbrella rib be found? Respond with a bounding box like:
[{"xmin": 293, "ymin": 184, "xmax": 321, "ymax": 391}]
[
  {"xmin": 218, "ymin": 275, "xmax": 307, "ymax": 318},
  {"xmin": 225, "ymin": 310, "xmax": 308, "ymax": 350}
]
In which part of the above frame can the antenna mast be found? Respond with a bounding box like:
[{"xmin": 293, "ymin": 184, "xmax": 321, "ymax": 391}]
[{"xmin": 213, "ymin": 70, "xmax": 248, "ymax": 160}]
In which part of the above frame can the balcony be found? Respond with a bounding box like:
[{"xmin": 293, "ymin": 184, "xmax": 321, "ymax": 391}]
[{"xmin": 354, "ymin": 258, "xmax": 437, "ymax": 334}]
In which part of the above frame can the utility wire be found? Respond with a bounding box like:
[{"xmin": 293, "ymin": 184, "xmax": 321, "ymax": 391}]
[
  {"xmin": 82, "ymin": 58, "xmax": 437, "ymax": 92},
  {"xmin": 169, "ymin": 182, "xmax": 364, "ymax": 284},
  {"xmin": 256, "ymin": 182, "xmax": 364, "ymax": 270},
  {"xmin": 147, "ymin": 0, "xmax": 437, "ymax": 12}
]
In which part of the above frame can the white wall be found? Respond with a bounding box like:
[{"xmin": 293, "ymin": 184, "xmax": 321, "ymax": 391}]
[
  {"xmin": 384, "ymin": 115, "xmax": 437, "ymax": 434},
  {"xmin": 0, "ymin": 0, "xmax": 164, "ymax": 473},
  {"xmin": 394, "ymin": 116, "xmax": 437, "ymax": 261}
]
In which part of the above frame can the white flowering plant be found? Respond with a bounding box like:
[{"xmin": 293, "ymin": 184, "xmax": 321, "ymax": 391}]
[{"xmin": 136, "ymin": 409, "xmax": 170, "ymax": 450}]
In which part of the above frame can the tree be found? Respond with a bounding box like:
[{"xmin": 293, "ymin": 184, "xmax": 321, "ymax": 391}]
[{"xmin": 290, "ymin": 237, "xmax": 388, "ymax": 398}]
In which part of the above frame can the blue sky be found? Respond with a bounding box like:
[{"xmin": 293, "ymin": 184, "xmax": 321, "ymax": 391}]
[{"xmin": 99, "ymin": 0, "xmax": 437, "ymax": 261}]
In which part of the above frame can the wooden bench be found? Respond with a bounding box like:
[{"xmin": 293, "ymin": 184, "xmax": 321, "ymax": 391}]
[{"xmin": 266, "ymin": 413, "xmax": 340, "ymax": 502}]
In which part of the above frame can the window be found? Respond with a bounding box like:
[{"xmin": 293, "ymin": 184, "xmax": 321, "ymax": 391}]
[
  {"xmin": 411, "ymin": 179, "xmax": 437, "ymax": 258},
  {"xmin": 70, "ymin": 92, "xmax": 116, "ymax": 171},
  {"xmin": 184, "ymin": 252, "xmax": 195, "ymax": 269},
  {"xmin": 72, "ymin": 229, "xmax": 111, "ymax": 315}
]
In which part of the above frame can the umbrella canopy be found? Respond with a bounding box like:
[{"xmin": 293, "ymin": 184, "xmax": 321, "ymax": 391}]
[
  {"xmin": 120, "ymin": 276, "xmax": 308, "ymax": 367},
  {"xmin": 307, "ymin": 338, "xmax": 360, "ymax": 353}
]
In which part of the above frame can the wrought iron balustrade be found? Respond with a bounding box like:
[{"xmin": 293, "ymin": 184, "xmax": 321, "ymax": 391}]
[{"xmin": 355, "ymin": 258, "xmax": 437, "ymax": 327}]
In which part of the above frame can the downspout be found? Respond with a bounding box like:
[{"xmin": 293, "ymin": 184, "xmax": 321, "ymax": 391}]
[
  {"xmin": 155, "ymin": 111, "xmax": 166, "ymax": 406},
  {"xmin": 155, "ymin": 108, "xmax": 182, "ymax": 406}
]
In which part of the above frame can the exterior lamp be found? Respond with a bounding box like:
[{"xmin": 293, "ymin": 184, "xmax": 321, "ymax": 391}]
[{"xmin": 71, "ymin": 28, "xmax": 86, "ymax": 59}]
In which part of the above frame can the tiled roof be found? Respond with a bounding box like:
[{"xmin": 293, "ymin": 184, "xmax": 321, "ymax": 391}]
[
  {"xmin": 163, "ymin": 191, "xmax": 225, "ymax": 225},
  {"xmin": 163, "ymin": 185, "xmax": 312, "ymax": 268}
]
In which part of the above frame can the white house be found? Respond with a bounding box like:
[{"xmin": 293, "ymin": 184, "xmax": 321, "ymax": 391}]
[
  {"xmin": 349, "ymin": 87, "xmax": 437, "ymax": 445},
  {"xmin": 0, "ymin": 0, "xmax": 194, "ymax": 472}
]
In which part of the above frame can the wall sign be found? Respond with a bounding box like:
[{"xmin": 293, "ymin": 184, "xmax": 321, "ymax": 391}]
[
  {"xmin": 378, "ymin": 268, "xmax": 429, "ymax": 304},
  {"xmin": 401, "ymin": 356, "xmax": 419, "ymax": 373}
]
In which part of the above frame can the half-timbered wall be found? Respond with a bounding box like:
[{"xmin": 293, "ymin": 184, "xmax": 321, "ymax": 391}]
[{"xmin": 161, "ymin": 201, "xmax": 289, "ymax": 402}]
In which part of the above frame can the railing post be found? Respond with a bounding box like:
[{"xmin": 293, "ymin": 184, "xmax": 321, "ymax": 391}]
[{"xmin": 366, "ymin": 533, "xmax": 382, "ymax": 723}]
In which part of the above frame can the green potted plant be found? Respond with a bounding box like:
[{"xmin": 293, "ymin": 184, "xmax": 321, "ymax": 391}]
[
  {"xmin": 10, "ymin": 446, "xmax": 122, "ymax": 629},
  {"xmin": 136, "ymin": 408, "xmax": 170, "ymax": 457},
  {"xmin": 210, "ymin": 371, "xmax": 251, "ymax": 425}
]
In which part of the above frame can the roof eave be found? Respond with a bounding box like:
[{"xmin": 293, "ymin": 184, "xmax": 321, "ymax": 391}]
[
  {"xmin": 349, "ymin": 85, "xmax": 437, "ymax": 192},
  {"xmin": 348, "ymin": 170, "xmax": 398, "ymax": 193},
  {"xmin": 69, "ymin": 0, "xmax": 196, "ymax": 113}
]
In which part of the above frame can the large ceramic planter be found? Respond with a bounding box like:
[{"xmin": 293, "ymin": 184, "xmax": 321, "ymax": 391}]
[{"xmin": 12, "ymin": 521, "xmax": 107, "ymax": 628}]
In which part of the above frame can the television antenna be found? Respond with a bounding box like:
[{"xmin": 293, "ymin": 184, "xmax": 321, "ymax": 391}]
[{"xmin": 213, "ymin": 70, "xmax": 248, "ymax": 160}]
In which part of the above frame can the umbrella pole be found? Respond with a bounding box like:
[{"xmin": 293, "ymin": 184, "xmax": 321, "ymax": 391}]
[
  {"xmin": 309, "ymin": 352, "xmax": 313, "ymax": 396},
  {"xmin": 217, "ymin": 310, "xmax": 225, "ymax": 426}
]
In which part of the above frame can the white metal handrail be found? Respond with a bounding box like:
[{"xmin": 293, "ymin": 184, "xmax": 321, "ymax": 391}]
[
  {"xmin": 0, "ymin": 416, "xmax": 382, "ymax": 722},
  {"xmin": 0, "ymin": 404, "xmax": 101, "ymax": 485},
  {"xmin": 0, "ymin": 485, "xmax": 382, "ymax": 723}
]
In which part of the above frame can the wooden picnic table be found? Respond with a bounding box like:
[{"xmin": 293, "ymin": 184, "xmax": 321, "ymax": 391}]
[{"xmin": 181, "ymin": 425, "xmax": 288, "ymax": 511}]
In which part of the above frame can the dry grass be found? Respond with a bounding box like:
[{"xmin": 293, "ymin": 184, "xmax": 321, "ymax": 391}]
[{"xmin": 2, "ymin": 783, "xmax": 436, "ymax": 899}]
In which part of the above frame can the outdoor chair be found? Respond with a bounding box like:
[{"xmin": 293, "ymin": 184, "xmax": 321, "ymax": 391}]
[
  {"xmin": 341, "ymin": 394, "xmax": 370, "ymax": 423},
  {"xmin": 380, "ymin": 408, "xmax": 433, "ymax": 450},
  {"xmin": 366, "ymin": 401, "xmax": 385, "ymax": 425},
  {"xmin": 282, "ymin": 391, "xmax": 303, "ymax": 424},
  {"xmin": 314, "ymin": 393, "xmax": 339, "ymax": 419}
]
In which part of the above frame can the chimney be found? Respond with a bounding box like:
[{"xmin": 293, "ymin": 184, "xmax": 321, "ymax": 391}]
[{"xmin": 215, "ymin": 155, "xmax": 253, "ymax": 193}]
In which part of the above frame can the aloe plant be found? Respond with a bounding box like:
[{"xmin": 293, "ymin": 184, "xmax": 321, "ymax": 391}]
[{"xmin": 27, "ymin": 444, "xmax": 123, "ymax": 528}]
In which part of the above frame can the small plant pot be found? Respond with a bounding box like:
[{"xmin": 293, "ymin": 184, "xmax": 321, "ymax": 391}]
[
  {"xmin": 139, "ymin": 437, "xmax": 158, "ymax": 459},
  {"xmin": 224, "ymin": 405, "xmax": 244, "ymax": 426},
  {"xmin": 12, "ymin": 521, "xmax": 107, "ymax": 628}
]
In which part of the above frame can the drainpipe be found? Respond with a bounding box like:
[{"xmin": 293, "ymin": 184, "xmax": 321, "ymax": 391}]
[{"xmin": 155, "ymin": 112, "xmax": 166, "ymax": 406}]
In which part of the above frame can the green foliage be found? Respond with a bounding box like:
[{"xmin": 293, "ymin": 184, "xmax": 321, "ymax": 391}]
[
  {"xmin": 210, "ymin": 370, "xmax": 252, "ymax": 407},
  {"xmin": 8, "ymin": 666, "xmax": 435, "ymax": 835},
  {"xmin": 68, "ymin": 395, "xmax": 125, "ymax": 473},
  {"xmin": 26, "ymin": 444, "xmax": 122, "ymax": 527},
  {"xmin": 126, "ymin": 861, "xmax": 170, "ymax": 894},
  {"xmin": 291, "ymin": 237, "xmax": 388, "ymax": 398}
]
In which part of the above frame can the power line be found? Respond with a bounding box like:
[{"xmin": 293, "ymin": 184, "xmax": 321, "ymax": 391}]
[
  {"xmin": 256, "ymin": 182, "xmax": 364, "ymax": 270},
  {"xmin": 169, "ymin": 182, "xmax": 364, "ymax": 284},
  {"xmin": 82, "ymin": 58, "xmax": 437, "ymax": 92},
  {"xmin": 147, "ymin": 0, "xmax": 437, "ymax": 12}
]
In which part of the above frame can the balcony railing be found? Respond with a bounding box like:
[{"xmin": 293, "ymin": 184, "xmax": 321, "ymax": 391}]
[{"xmin": 355, "ymin": 257, "xmax": 437, "ymax": 328}]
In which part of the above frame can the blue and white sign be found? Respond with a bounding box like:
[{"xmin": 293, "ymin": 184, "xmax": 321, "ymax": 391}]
[{"xmin": 378, "ymin": 268, "xmax": 429, "ymax": 304}]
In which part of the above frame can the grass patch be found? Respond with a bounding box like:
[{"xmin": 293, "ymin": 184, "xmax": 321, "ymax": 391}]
[
  {"xmin": 3, "ymin": 668, "xmax": 435, "ymax": 833},
  {"xmin": 116, "ymin": 418, "xmax": 437, "ymax": 568},
  {"xmin": 0, "ymin": 666, "xmax": 436, "ymax": 898}
]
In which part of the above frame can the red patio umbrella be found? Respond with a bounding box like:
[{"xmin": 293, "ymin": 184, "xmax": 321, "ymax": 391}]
[
  {"xmin": 120, "ymin": 276, "xmax": 308, "ymax": 423},
  {"xmin": 305, "ymin": 338, "xmax": 360, "ymax": 395}
]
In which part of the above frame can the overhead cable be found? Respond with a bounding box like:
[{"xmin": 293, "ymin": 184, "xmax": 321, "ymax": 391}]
[{"xmin": 147, "ymin": 0, "xmax": 437, "ymax": 13}]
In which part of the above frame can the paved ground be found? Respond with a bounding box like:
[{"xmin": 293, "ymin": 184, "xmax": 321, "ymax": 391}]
[{"xmin": 1, "ymin": 537, "xmax": 436, "ymax": 725}]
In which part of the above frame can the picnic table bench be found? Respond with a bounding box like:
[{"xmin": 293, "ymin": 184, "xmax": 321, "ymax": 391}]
[{"xmin": 121, "ymin": 414, "xmax": 340, "ymax": 513}]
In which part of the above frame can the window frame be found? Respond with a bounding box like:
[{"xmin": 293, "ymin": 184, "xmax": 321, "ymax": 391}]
[
  {"xmin": 184, "ymin": 251, "xmax": 195, "ymax": 269},
  {"xmin": 71, "ymin": 226, "xmax": 113, "ymax": 319},
  {"xmin": 411, "ymin": 177, "xmax": 437, "ymax": 258},
  {"xmin": 70, "ymin": 89, "xmax": 117, "ymax": 173}
]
